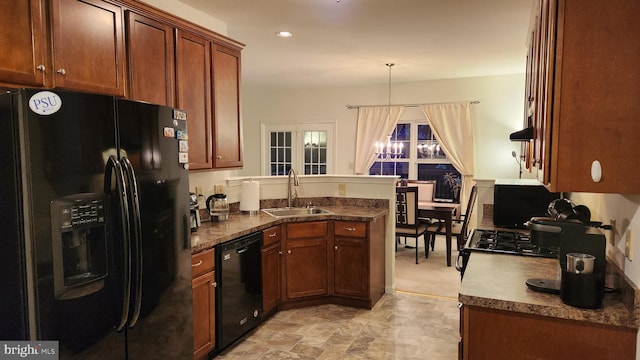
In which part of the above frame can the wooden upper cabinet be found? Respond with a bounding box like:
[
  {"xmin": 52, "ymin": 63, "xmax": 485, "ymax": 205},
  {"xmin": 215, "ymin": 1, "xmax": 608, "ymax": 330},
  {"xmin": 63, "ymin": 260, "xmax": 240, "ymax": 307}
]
[
  {"xmin": 0, "ymin": 0, "xmax": 46, "ymax": 87},
  {"xmin": 49, "ymin": 0, "xmax": 126, "ymax": 96},
  {"xmin": 212, "ymin": 44, "xmax": 242, "ymax": 168},
  {"xmin": 526, "ymin": 0, "xmax": 640, "ymax": 193},
  {"xmin": 125, "ymin": 11, "xmax": 175, "ymax": 106},
  {"xmin": 176, "ymin": 30, "xmax": 212, "ymax": 170}
]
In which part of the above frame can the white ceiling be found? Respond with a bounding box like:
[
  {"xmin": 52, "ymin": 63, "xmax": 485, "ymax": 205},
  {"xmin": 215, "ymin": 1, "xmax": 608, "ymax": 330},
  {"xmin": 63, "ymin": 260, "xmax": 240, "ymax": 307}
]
[{"xmin": 178, "ymin": 0, "xmax": 533, "ymax": 88}]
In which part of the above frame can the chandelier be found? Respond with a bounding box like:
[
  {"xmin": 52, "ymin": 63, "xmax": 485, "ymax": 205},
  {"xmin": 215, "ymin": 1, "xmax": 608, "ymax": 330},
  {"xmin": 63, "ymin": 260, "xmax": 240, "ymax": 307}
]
[
  {"xmin": 374, "ymin": 63, "xmax": 404, "ymax": 160},
  {"xmin": 375, "ymin": 135, "xmax": 403, "ymax": 159}
]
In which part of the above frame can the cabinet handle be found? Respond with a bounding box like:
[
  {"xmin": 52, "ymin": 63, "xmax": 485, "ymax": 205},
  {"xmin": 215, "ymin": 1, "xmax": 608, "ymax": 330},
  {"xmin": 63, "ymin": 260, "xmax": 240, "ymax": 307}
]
[
  {"xmin": 36, "ymin": 65, "xmax": 45, "ymax": 72},
  {"xmin": 344, "ymin": 227, "xmax": 356, "ymax": 231},
  {"xmin": 334, "ymin": 245, "xmax": 338, "ymax": 251},
  {"xmin": 191, "ymin": 260, "xmax": 203, "ymax": 267},
  {"xmin": 278, "ymin": 251, "xmax": 283, "ymax": 255},
  {"xmin": 56, "ymin": 68, "xmax": 66, "ymax": 75},
  {"xmin": 268, "ymin": 232, "xmax": 277, "ymax": 238},
  {"xmin": 287, "ymin": 250, "xmax": 292, "ymax": 254}
]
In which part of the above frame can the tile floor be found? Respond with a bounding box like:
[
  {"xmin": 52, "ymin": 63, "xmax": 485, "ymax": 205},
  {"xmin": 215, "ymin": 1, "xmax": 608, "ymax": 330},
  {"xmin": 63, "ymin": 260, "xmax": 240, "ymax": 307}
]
[{"xmin": 216, "ymin": 292, "xmax": 459, "ymax": 360}]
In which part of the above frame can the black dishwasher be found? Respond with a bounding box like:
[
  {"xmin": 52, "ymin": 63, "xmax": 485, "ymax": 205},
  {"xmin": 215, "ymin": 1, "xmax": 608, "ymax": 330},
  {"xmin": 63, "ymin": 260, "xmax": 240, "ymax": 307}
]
[{"xmin": 215, "ymin": 231, "xmax": 262, "ymax": 352}]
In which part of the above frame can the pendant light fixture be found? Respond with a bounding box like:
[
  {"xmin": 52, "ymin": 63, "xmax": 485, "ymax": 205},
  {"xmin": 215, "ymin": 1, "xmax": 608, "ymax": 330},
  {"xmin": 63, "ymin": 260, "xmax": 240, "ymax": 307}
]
[{"xmin": 374, "ymin": 63, "xmax": 402, "ymax": 159}]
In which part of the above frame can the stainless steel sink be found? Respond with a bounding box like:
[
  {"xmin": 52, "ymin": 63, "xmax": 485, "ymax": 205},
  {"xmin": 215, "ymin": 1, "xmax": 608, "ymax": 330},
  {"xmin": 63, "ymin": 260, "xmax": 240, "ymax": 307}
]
[{"xmin": 262, "ymin": 207, "xmax": 333, "ymax": 218}]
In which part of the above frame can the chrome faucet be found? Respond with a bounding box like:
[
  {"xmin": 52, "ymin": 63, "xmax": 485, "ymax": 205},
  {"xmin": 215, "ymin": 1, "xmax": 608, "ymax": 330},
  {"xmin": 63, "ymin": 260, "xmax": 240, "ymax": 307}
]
[{"xmin": 287, "ymin": 168, "xmax": 299, "ymax": 208}]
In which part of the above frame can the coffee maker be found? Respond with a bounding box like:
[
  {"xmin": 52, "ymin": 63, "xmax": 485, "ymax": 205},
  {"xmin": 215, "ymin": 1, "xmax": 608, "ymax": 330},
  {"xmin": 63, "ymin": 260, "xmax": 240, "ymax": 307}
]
[
  {"xmin": 189, "ymin": 192, "xmax": 200, "ymax": 231},
  {"xmin": 526, "ymin": 217, "xmax": 606, "ymax": 309}
]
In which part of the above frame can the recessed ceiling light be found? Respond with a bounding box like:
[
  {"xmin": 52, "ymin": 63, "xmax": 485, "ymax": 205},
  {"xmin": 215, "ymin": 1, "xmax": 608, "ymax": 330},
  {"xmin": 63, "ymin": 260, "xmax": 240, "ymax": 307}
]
[{"xmin": 276, "ymin": 31, "xmax": 293, "ymax": 38}]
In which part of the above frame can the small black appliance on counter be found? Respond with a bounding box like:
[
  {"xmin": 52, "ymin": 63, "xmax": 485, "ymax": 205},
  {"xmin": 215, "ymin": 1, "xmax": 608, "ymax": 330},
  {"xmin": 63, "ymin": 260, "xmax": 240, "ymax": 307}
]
[
  {"xmin": 493, "ymin": 179, "xmax": 560, "ymax": 229},
  {"xmin": 525, "ymin": 217, "xmax": 606, "ymax": 309},
  {"xmin": 189, "ymin": 192, "xmax": 200, "ymax": 231}
]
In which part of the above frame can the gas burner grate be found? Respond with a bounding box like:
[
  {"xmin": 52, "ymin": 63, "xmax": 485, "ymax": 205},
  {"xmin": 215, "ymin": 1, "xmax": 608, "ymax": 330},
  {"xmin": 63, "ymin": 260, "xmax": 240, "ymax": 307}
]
[{"xmin": 467, "ymin": 229, "xmax": 557, "ymax": 258}]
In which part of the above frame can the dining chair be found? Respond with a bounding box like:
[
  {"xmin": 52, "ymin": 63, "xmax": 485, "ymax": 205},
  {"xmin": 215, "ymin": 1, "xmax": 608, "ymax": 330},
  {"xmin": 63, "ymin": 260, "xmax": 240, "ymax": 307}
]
[
  {"xmin": 395, "ymin": 186, "xmax": 430, "ymax": 264},
  {"xmin": 408, "ymin": 180, "xmax": 440, "ymax": 225},
  {"xmin": 426, "ymin": 185, "xmax": 478, "ymax": 252}
]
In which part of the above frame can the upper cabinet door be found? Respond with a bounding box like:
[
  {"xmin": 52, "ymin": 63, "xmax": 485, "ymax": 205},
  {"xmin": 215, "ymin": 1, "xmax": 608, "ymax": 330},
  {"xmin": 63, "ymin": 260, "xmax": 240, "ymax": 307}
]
[
  {"xmin": 176, "ymin": 30, "xmax": 213, "ymax": 170},
  {"xmin": 50, "ymin": 0, "xmax": 125, "ymax": 96},
  {"xmin": 0, "ymin": 0, "xmax": 46, "ymax": 87},
  {"xmin": 212, "ymin": 44, "xmax": 242, "ymax": 168},
  {"xmin": 125, "ymin": 11, "xmax": 175, "ymax": 106}
]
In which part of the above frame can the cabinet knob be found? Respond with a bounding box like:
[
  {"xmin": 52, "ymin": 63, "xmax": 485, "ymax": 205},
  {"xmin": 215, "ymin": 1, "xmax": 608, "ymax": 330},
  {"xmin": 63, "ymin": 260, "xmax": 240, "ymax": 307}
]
[
  {"xmin": 278, "ymin": 251, "xmax": 283, "ymax": 255},
  {"xmin": 334, "ymin": 245, "xmax": 338, "ymax": 251},
  {"xmin": 56, "ymin": 68, "xmax": 66, "ymax": 75},
  {"xmin": 287, "ymin": 250, "xmax": 292, "ymax": 254},
  {"xmin": 36, "ymin": 65, "xmax": 45, "ymax": 72},
  {"xmin": 216, "ymin": 155, "xmax": 222, "ymax": 159},
  {"xmin": 591, "ymin": 160, "xmax": 602, "ymax": 183},
  {"xmin": 191, "ymin": 260, "xmax": 203, "ymax": 267},
  {"xmin": 213, "ymin": 282, "xmax": 217, "ymax": 288}
]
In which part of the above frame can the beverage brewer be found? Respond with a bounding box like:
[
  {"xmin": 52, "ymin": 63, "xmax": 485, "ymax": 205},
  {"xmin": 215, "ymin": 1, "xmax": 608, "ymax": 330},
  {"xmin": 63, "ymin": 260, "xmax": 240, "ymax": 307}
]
[{"xmin": 525, "ymin": 217, "xmax": 606, "ymax": 308}]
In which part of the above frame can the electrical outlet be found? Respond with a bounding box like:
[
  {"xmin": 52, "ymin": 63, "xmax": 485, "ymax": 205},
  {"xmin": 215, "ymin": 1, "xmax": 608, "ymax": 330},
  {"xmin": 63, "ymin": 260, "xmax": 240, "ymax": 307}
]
[
  {"xmin": 214, "ymin": 184, "xmax": 224, "ymax": 194},
  {"xmin": 338, "ymin": 183, "xmax": 346, "ymax": 196},
  {"xmin": 625, "ymin": 229, "xmax": 633, "ymax": 261}
]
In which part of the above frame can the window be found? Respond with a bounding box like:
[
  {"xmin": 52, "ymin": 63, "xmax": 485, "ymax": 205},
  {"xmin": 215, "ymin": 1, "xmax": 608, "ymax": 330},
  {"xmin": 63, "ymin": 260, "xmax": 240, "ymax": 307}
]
[
  {"xmin": 303, "ymin": 130, "xmax": 327, "ymax": 175},
  {"xmin": 369, "ymin": 120, "xmax": 461, "ymax": 201},
  {"xmin": 262, "ymin": 123, "xmax": 334, "ymax": 175},
  {"xmin": 268, "ymin": 131, "xmax": 292, "ymax": 175}
]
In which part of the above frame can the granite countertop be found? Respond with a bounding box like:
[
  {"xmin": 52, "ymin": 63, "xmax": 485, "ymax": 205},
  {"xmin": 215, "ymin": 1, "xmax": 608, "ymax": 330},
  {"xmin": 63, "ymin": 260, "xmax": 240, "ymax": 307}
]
[
  {"xmin": 459, "ymin": 252, "xmax": 639, "ymax": 329},
  {"xmin": 191, "ymin": 205, "xmax": 388, "ymax": 254}
]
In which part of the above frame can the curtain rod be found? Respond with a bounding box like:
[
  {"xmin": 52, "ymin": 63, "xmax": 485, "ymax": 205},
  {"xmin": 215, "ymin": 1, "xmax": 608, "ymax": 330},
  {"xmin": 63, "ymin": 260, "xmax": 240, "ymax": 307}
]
[{"xmin": 345, "ymin": 100, "xmax": 480, "ymax": 109}]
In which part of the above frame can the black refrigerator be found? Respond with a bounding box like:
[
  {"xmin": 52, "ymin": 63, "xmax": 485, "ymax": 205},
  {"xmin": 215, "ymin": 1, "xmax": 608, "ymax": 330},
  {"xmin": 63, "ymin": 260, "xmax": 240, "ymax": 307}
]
[{"xmin": 0, "ymin": 89, "xmax": 193, "ymax": 359}]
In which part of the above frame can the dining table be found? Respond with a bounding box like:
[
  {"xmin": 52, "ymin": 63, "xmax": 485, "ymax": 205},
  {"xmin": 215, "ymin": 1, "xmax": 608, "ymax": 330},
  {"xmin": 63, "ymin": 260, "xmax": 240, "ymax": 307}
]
[{"xmin": 418, "ymin": 201, "xmax": 461, "ymax": 266}]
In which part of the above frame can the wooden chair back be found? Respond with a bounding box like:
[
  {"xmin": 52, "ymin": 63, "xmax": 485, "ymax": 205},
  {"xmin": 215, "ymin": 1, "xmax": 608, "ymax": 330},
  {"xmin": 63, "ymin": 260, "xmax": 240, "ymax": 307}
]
[{"xmin": 395, "ymin": 186, "xmax": 419, "ymax": 227}]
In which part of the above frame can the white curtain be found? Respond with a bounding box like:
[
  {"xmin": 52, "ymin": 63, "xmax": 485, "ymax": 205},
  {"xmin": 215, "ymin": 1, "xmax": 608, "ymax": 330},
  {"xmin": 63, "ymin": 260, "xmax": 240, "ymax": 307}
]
[
  {"xmin": 354, "ymin": 105, "xmax": 404, "ymax": 175},
  {"xmin": 420, "ymin": 103, "xmax": 475, "ymax": 214}
]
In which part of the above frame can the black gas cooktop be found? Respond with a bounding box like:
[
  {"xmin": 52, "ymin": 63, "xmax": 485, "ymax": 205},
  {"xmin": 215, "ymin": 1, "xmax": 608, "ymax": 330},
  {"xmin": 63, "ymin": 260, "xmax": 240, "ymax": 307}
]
[{"xmin": 466, "ymin": 229, "xmax": 558, "ymax": 258}]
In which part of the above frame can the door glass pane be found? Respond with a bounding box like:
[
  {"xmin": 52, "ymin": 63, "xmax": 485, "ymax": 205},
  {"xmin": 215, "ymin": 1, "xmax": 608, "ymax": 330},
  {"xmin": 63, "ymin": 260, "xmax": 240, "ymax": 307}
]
[
  {"xmin": 302, "ymin": 130, "xmax": 327, "ymax": 175},
  {"xmin": 269, "ymin": 131, "xmax": 292, "ymax": 175}
]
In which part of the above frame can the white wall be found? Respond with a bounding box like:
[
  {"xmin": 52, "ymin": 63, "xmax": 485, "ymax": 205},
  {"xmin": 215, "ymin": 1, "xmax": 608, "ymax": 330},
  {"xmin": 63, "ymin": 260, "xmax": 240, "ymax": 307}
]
[
  {"xmin": 140, "ymin": 0, "xmax": 226, "ymax": 32},
  {"xmin": 239, "ymin": 74, "xmax": 527, "ymax": 180}
]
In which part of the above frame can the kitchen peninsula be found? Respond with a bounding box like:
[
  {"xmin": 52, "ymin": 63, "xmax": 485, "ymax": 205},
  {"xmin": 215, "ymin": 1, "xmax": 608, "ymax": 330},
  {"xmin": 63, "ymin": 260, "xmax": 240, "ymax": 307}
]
[
  {"xmin": 190, "ymin": 199, "xmax": 388, "ymax": 358},
  {"xmin": 459, "ymin": 252, "xmax": 639, "ymax": 359}
]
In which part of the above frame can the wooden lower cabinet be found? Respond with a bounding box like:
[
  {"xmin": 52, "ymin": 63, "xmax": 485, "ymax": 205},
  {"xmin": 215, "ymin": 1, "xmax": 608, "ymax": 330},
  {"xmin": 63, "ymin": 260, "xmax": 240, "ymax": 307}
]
[
  {"xmin": 461, "ymin": 305, "xmax": 636, "ymax": 359},
  {"xmin": 276, "ymin": 218, "xmax": 386, "ymax": 310},
  {"xmin": 192, "ymin": 249, "xmax": 215, "ymax": 360},
  {"xmin": 333, "ymin": 218, "xmax": 386, "ymax": 308},
  {"xmin": 284, "ymin": 221, "xmax": 329, "ymax": 300},
  {"xmin": 261, "ymin": 225, "xmax": 282, "ymax": 317}
]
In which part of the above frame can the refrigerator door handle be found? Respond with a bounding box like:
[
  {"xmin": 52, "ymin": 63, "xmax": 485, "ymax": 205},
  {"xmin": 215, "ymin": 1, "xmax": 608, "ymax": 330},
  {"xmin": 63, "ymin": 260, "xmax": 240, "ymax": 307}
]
[
  {"xmin": 122, "ymin": 157, "xmax": 143, "ymax": 328},
  {"xmin": 105, "ymin": 155, "xmax": 132, "ymax": 332}
]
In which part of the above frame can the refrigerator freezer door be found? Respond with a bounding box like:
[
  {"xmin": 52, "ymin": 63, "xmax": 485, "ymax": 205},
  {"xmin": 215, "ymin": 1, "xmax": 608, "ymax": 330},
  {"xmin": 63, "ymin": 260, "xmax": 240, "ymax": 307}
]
[{"xmin": 116, "ymin": 99, "xmax": 192, "ymax": 358}]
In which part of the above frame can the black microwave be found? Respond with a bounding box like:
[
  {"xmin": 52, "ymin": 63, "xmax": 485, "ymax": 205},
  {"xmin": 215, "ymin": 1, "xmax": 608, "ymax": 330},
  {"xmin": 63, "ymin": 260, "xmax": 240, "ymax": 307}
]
[{"xmin": 493, "ymin": 180, "xmax": 560, "ymax": 229}]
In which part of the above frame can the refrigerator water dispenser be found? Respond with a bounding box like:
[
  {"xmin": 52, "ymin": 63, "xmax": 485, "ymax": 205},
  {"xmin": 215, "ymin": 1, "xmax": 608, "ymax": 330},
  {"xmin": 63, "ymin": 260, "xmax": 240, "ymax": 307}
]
[{"xmin": 51, "ymin": 193, "xmax": 109, "ymax": 300}]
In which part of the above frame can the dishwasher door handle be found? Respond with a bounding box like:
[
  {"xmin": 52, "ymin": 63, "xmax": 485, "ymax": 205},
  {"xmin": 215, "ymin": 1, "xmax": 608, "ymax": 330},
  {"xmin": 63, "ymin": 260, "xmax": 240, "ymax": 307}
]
[{"xmin": 236, "ymin": 246, "xmax": 249, "ymax": 254}]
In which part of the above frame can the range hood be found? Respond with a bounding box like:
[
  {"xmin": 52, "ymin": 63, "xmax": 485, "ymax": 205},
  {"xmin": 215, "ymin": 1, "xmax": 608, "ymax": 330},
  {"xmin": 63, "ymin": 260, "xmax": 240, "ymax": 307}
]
[{"xmin": 509, "ymin": 127, "xmax": 534, "ymax": 141}]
